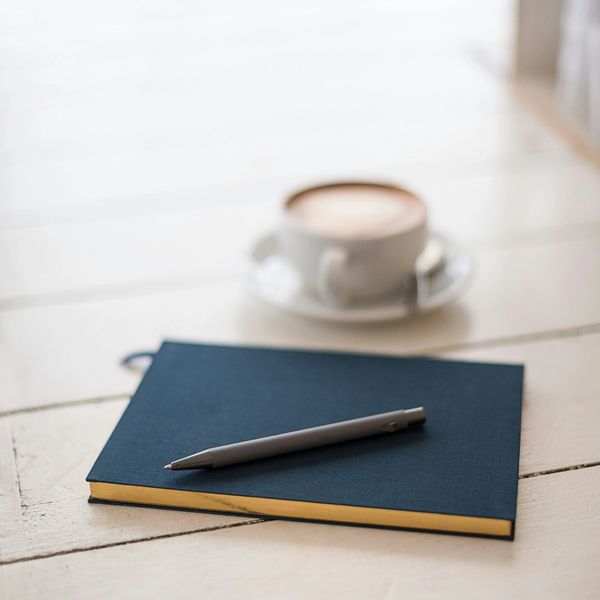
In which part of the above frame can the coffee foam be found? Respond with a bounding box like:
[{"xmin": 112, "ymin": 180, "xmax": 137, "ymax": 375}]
[{"xmin": 287, "ymin": 184, "xmax": 425, "ymax": 238}]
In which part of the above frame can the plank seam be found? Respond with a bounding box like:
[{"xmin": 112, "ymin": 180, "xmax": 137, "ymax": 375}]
[
  {"xmin": 3, "ymin": 463, "xmax": 600, "ymax": 566},
  {"xmin": 2, "ymin": 222, "xmax": 600, "ymax": 313},
  {"xmin": 423, "ymin": 322, "xmax": 600, "ymax": 354},
  {"xmin": 0, "ymin": 274, "xmax": 230, "ymax": 313},
  {"xmin": 519, "ymin": 461, "xmax": 600, "ymax": 480},
  {"xmin": 2, "ymin": 322, "xmax": 600, "ymax": 420},
  {"xmin": 10, "ymin": 429, "xmax": 25, "ymax": 510},
  {"xmin": 0, "ymin": 518, "xmax": 268, "ymax": 567},
  {"xmin": 0, "ymin": 394, "xmax": 128, "ymax": 419}
]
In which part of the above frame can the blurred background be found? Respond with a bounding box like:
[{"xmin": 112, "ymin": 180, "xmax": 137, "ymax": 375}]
[
  {"xmin": 2, "ymin": 0, "xmax": 516, "ymax": 222},
  {"xmin": 1, "ymin": 0, "xmax": 600, "ymax": 404},
  {"xmin": 1, "ymin": 1, "xmax": 598, "ymax": 278}
]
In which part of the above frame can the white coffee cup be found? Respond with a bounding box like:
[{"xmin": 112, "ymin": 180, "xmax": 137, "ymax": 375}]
[{"xmin": 279, "ymin": 182, "xmax": 428, "ymax": 305}]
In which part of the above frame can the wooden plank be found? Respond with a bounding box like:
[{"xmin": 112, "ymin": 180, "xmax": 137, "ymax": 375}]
[
  {"xmin": 2, "ymin": 157, "xmax": 600, "ymax": 303},
  {"xmin": 2, "ymin": 236, "xmax": 600, "ymax": 413},
  {"xmin": 0, "ymin": 420, "xmax": 27, "ymax": 563},
  {"xmin": 2, "ymin": 332, "xmax": 599, "ymax": 562},
  {"xmin": 0, "ymin": 399, "xmax": 255, "ymax": 564},
  {"xmin": 3, "ymin": 466, "xmax": 599, "ymax": 598}
]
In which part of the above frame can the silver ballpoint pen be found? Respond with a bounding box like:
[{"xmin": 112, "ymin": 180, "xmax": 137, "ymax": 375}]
[{"xmin": 164, "ymin": 406, "xmax": 426, "ymax": 470}]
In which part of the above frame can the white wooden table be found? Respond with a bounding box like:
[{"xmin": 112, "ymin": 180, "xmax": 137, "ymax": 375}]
[{"xmin": 1, "ymin": 1, "xmax": 599, "ymax": 598}]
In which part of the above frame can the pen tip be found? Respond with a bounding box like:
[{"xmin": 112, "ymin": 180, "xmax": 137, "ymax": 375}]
[{"xmin": 164, "ymin": 464, "xmax": 172, "ymax": 470}]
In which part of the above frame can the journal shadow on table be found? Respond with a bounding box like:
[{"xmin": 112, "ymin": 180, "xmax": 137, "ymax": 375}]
[
  {"xmin": 207, "ymin": 510, "xmax": 518, "ymax": 569},
  {"xmin": 234, "ymin": 524, "xmax": 515, "ymax": 570}
]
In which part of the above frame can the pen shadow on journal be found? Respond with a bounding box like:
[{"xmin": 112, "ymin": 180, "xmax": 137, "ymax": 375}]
[{"xmin": 171, "ymin": 426, "xmax": 429, "ymax": 487}]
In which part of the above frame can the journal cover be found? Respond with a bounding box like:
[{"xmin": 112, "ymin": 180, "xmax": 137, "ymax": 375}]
[{"xmin": 87, "ymin": 341, "xmax": 524, "ymax": 539}]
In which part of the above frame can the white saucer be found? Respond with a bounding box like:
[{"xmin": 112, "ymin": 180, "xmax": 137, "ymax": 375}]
[{"xmin": 245, "ymin": 232, "xmax": 473, "ymax": 323}]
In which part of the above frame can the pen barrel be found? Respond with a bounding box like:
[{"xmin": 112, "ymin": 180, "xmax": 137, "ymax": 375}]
[{"xmin": 210, "ymin": 408, "xmax": 424, "ymax": 468}]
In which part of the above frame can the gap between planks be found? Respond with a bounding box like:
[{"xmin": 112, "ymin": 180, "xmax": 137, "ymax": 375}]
[
  {"xmin": 2, "ymin": 323, "xmax": 599, "ymax": 565},
  {"xmin": 0, "ymin": 393, "xmax": 129, "ymax": 419},
  {"xmin": 0, "ymin": 273, "xmax": 232, "ymax": 313},
  {"xmin": 2, "ymin": 320, "xmax": 600, "ymax": 420},
  {"xmin": 519, "ymin": 461, "xmax": 600, "ymax": 480},
  {"xmin": 0, "ymin": 519, "xmax": 268, "ymax": 567},
  {"xmin": 3, "ymin": 462, "xmax": 600, "ymax": 568},
  {"xmin": 9, "ymin": 430, "xmax": 24, "ymax": 511},
  {"xmin": 2, "ymin": 220, "xmax": 600, "ymax": 313}
]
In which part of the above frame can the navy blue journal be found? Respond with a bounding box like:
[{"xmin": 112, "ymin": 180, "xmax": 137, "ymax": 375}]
[{"xmin": 87, "ymin": 341, "xmax": 524, "ymax": 539}]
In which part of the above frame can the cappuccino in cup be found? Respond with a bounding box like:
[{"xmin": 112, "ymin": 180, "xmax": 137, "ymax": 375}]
[
  {"xmin": 280, "ymin": 182, "xmax": 428, "ymax": 305},
  {"xmin": 287, "ymin": 183, "xmax": 425, "ymax": 239}
]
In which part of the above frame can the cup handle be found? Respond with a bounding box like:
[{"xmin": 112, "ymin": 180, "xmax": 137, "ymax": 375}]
[{"xmin": 317, "ymin": 247, "xmax": 351, "ymax": 305}]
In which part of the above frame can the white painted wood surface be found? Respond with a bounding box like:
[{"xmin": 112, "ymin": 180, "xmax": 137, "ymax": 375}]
[
  {"xmin": 2, "ymin": 333, "xmax": 599, "ymax": 564},
  {"xmin": 1, "ymin": 0, "xmax": 599, "ymax": 597},
  {"xmin": 0, "ymin": 400, "xmax": 254, "ymax": 564},
  {"xmin": 2, "ymin": 155, "xmax": 600, "ymax": 304},
  {"xmin": 3, "ymin": 236, "xmax": 600, "ymax": 413},
  {"xmin": 4, "ymin": 468, "xmax": 599, "ymax": 599}
]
